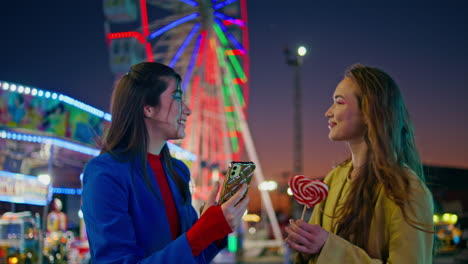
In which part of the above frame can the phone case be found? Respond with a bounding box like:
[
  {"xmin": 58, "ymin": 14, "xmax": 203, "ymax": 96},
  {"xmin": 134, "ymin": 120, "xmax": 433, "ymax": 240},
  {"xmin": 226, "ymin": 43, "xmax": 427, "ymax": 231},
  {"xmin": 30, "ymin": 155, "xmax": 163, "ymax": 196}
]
[{"xmin": 218, "ymin": 161, "xmax": 256, "ymax": 205}]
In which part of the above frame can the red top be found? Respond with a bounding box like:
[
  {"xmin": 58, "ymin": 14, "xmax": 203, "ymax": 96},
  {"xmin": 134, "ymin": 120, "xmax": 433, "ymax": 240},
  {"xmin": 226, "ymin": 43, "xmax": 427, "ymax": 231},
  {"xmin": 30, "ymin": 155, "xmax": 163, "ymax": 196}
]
[
  {"xmin": 147, "ymin": 153, "xmax": 181, "ymax": 240},
  {"xmin": 147, "ymin": 153, "xmax": 232, "ymax": 256}
]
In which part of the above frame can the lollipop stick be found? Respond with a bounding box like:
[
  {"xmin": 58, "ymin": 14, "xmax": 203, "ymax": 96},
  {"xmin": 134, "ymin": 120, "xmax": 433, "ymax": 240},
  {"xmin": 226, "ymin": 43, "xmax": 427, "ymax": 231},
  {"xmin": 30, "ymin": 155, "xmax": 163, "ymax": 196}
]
[{"xmin": 301, "ymin": 205, "xmax": 308, "ymax": 220}]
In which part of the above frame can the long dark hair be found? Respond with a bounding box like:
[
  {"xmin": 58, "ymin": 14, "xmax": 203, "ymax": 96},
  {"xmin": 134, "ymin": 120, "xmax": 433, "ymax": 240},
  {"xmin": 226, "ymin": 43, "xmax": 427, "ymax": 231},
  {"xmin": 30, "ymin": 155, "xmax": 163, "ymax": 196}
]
[
  {"xmin": 101, "ymin": 62, "xmax": 189, "ymax": 203},
  {"xmin": 333, "ymin": 64, "xmax": 432, "ymax": 251}
]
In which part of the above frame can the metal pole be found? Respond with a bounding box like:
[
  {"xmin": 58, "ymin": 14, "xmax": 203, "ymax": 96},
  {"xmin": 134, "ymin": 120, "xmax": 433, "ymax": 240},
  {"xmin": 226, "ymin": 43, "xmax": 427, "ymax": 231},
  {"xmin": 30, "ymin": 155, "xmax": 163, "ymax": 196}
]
[
  {"xmin": 284, "ymin": 46, "xmax": 306, "ymax": 263},
  {"xmin": 287, "ymin": 51, "xmax": 305, "ymax": 221},
  {"xmin": 228, "ymin": 87, "xmax": 284, "ymax": 246},
  {"xmin": 293, "ymin": 61, "xmax": 303, "ymax": 175},
  {"xmin": 235, "ymin": 108, "xmax": 284, "ymax": 245}
]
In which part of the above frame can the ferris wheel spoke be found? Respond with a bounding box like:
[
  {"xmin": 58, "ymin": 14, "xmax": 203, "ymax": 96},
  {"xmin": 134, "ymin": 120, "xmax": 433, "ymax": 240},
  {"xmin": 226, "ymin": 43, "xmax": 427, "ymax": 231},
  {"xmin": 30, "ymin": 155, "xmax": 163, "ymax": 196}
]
[
  {"xmin": 213, "ymin": 0, "xmax": 239, "ymax": 10},
  {"xmin": 149, "ymin": 12, "xmax": 200, "ymax": 39},
  {"xmin": 213, "ymin": 23, "xmax": 229, "ymax": 46},
  {"xmin": 213, "ymin": 48, "xmax": 244, "ymax": 152},
  {"xmin": 182, "ymin": 33, "xmax": 204, "ymax": 91},
  {"xmin": 213, "ymin": 28, "xmax": 247, "ymax": 89},
  {"xmin": 214, "ymin": 18, "xmax": 245, "ymax": 53},
  {"xmin": 178, "ymin": 0, "xmax": 199, "ymax": 7},
  {"xmin": 227, "ymin": 54, "xmax": 247, "ymax": 82},
  {"xmin": 169, "ymin": 23, "xmax": 201, "ymax": 68},
  {"xmin": 213, "ymin": 11, "xmax": 246, "ymax": 27},
  {"xmin": 224, "ymin": 61, "xmax": 246, "ymax": 107},
  {"xmin": 139, "ymin": 0, "xmax": 150, "ymax": 37}
]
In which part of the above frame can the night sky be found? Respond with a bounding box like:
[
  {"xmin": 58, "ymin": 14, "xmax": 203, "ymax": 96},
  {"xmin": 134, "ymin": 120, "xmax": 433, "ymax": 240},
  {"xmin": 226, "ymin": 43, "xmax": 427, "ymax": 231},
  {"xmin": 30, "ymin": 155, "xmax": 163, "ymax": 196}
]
[{"xmin": 1, "ymin": 1, "xmax": 467, "ymax": 180}]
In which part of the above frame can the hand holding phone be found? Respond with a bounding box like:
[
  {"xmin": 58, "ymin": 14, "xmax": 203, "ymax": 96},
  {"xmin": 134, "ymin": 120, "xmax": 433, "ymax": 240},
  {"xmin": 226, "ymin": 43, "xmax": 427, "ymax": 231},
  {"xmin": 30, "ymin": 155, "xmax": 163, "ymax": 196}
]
[{"xmin": 218, "ymin": 161, "xmax": 256, "ymax": 205}]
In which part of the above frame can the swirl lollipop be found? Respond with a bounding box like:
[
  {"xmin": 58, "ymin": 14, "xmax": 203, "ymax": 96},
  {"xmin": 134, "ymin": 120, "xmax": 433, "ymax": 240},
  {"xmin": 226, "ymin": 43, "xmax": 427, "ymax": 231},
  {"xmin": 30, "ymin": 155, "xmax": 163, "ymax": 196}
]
[{"xmin": 289, "ymin": 175, "xmax": 329, "ymax": 219}]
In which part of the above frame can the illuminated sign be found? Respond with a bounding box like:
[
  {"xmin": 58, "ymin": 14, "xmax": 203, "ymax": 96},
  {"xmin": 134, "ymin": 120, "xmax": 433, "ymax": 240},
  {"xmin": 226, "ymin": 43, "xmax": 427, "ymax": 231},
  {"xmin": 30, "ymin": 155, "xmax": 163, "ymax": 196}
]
[{"xmin": 0, "ymin": 171, "xmax": 49, "ymax": 206}]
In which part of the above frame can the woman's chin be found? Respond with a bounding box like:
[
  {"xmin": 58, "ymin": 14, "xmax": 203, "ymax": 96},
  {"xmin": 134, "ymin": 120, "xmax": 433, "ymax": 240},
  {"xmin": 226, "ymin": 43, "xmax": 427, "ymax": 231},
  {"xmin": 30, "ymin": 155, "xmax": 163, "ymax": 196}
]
[
  {"xmin": 173, "ymin": 132, "xmax": 186, "ymax": 140},
  {"xmin": 328, "ymin": 133, "xmax": 343, "ymax": 142}
]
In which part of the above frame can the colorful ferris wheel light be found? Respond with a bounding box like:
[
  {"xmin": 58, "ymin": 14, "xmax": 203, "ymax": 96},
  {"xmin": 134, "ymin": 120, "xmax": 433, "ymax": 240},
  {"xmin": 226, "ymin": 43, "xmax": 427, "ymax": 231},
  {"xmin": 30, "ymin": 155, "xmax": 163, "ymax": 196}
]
[
  {"xmin": 179, "ymin": 0, "xmax": 199, "ymax": 7},
  {"xmin": 213, "ymin": 11, "xmax": 246, "ymax": 27},
  {"xmin": 214, "ymin": 18, "xmax": 245, "ymax": 52},
  {"xmin": 182, "ymin": 34, "xmax": 204, "ymax": 91},
  {"xmin": 104, "ymin": 0, "xmax": 250, "ymax": 168},
  {"xmin": 102, "ymin": 0, "xmax": 283, "ymax": 245},
  {"xmin": 169, "ymin": 23, "xmax": 201, "ymax": 68},
  {"xmin": 108, "ymin": 31, "xmax": 146, "ymax": 44},
  {"xmin": 213, "ymin": 0, "xmax": 239, "ymax": 10},
  {"xmin": 149, "ymin": 13, "xmax": 200, "ymax": 39},
  {"xmin": 225, "ymin": 49, "xmax": 245, "ymax": 56}
]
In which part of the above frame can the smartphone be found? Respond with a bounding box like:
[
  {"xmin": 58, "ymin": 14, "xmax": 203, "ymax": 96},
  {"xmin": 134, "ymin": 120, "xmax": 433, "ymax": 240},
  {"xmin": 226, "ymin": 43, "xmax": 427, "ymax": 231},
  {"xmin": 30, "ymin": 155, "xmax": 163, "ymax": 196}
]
[{"xmin": 218, "ymin": 161, "xmax": 256, "ymax": 205}]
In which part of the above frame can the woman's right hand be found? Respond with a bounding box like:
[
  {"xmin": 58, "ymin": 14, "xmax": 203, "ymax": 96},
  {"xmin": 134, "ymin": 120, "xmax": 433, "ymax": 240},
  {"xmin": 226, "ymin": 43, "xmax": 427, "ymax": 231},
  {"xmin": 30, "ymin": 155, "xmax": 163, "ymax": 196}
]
[
  {"xmin": 285, "ymin": 219, "xmax": 328, "ymax": 255},
  {"xmin": 201, "ymin": 181, "xmax": 249, "ymax": 231}
]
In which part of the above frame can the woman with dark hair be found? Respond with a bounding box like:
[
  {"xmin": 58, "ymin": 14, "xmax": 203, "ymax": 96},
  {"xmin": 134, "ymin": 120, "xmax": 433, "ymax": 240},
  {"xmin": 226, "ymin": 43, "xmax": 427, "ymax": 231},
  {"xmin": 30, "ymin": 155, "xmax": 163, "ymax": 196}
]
[
  {"xmin": 285, "ymin": 64, "xmax": 434, "ymax": 263},
  {"xmin": 82, "ymin": 62, "xmax": 249, "ymax": 263}
]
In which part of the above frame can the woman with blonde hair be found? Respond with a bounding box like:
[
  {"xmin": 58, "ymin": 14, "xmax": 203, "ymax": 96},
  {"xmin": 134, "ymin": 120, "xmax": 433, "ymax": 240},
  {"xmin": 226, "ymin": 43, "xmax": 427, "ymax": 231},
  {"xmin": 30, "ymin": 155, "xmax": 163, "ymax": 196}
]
[{"xmin": 286, "ymin": 64, "xmax": 434, "ymax": 263}]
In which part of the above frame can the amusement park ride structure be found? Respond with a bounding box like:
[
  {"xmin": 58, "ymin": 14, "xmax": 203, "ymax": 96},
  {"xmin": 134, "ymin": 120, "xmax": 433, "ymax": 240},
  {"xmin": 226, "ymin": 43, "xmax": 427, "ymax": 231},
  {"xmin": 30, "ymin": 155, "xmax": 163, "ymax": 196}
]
[{"xmin": 104, "ymin": 0, "xmax": 282, "ymax": 246}]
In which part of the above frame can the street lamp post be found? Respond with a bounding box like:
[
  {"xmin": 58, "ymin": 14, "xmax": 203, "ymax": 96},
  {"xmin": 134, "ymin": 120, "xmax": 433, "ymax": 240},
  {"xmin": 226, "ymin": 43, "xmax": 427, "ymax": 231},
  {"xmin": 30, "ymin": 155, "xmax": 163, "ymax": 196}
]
[
  {"xmin": 284, "ymin": 46, "xmax": 307, "ymax": 224},
  {"xmin": 284, "ymin": 46, "xmax": 307, "ymax": 175}
]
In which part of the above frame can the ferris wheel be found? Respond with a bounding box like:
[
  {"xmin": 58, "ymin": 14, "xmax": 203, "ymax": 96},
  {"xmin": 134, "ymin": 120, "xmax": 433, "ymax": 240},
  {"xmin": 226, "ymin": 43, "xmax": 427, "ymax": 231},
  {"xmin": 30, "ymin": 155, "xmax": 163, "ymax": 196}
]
[
  {"xmin": 103, "ymin": 0, "xmax": 282, "ymax": 245},
  {"xmin": 104, "ymin": 0, "xmax": 249, "ymax": 194}
]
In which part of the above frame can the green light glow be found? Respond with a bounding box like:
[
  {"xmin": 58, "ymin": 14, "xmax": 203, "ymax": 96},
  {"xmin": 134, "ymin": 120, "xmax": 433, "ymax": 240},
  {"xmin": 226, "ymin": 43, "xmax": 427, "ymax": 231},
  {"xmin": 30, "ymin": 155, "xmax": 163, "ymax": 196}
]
[
  {"xmin": 225, "ymin": 63, "xmax": 245, "ymax": 107},
  {"xmin": 222, "ymin": 85, "xmax": 232, "ymax": 106},
  {"xmin": 213, "ymin": 24, "xmax": 247, "ymax": 83},
  {"xmin": 215, "ymin": 45, "xmax": 226, "ymax": 68},
  {"xmin": 227, "ymin": 234, "xmax": 238, "ymax": 252},
  {"xmin": 213, "ymin": 24, "xmax": 228, "ymax": 46},
  {"xmin": 227, "ymin": 55, "xmax": 247, "ymax": 81},
  {"xmin": 226, "ymin": 111, "xmax": 235, "ymax": 130},
  {"xmin": 231, "ymin": 136, "xmax": 239, "ymax": 153},
  {"xmin": 215, "ymin": 41, "xmax": 245, "ymax": 107},
  {"xmin": 213, "ymin": 33, "xmax": 245, "ymax": 153},
  {"xmin": 225, "ymin": 109, "xmax": 239, "ymax": 152}
]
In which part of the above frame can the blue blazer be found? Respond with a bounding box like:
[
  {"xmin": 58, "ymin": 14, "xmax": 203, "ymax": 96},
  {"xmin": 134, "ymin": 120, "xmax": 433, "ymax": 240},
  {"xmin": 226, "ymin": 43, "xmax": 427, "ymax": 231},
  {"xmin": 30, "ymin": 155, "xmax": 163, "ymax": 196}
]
[{"xmin": 82, "ymin": 152, "xmax": 225, "ymax": 263}]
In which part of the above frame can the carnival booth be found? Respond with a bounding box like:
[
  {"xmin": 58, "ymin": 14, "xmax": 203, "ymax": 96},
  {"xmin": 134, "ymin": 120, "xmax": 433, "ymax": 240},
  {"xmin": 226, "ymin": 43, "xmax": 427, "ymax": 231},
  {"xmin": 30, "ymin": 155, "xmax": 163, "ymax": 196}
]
[{"xmin": 0, "ymin": 80, "xmax": 196, "ymax": 263}]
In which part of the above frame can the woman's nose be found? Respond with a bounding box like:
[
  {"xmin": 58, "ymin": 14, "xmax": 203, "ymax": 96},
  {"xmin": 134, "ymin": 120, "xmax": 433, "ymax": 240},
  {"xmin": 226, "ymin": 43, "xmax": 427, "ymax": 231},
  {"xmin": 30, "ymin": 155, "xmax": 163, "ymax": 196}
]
[
  {"xmin": 325, "ymin": 105, "xmax": 333, "ymax": 118},
  {"xmin": 184, "ymin": 102, "xmax": 192, "ymax": 116}
]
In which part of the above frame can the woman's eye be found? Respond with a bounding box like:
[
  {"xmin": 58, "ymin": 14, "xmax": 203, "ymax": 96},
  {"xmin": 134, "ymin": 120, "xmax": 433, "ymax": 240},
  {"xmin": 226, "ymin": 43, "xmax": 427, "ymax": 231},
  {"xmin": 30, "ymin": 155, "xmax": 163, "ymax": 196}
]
[{"xmin": 172, "ymin": 94, "xmax": 187, "ymax": 104}]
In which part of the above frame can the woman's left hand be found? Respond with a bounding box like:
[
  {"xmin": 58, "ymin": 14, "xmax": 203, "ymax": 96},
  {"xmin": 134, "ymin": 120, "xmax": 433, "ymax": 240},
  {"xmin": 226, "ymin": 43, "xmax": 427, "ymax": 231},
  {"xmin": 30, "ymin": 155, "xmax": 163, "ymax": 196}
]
[{"xmin": 285, "ymin": 219, "xmax": 329, "ymax": 254}]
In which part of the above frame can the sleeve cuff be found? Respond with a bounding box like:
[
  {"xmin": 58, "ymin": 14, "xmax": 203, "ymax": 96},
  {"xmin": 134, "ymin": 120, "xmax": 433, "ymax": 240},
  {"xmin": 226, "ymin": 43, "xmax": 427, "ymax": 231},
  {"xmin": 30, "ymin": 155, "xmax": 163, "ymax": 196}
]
[{"xmin": 186, "ymin": 205, "xmax": 232, "ymax": 256}]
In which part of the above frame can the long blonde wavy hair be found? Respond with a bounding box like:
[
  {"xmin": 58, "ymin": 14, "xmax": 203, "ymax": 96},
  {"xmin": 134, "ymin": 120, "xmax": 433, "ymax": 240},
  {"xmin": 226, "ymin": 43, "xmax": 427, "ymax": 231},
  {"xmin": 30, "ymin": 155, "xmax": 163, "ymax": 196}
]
[{"xmin": 333, "ymin": 64, "xmax": 432, "ymax": 251}]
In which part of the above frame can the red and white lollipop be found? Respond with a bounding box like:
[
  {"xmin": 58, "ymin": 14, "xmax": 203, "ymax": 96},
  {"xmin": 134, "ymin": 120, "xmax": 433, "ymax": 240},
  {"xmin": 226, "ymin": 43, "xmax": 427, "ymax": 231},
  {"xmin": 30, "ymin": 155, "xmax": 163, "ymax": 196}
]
[{"xmin": 289, "ymin": 175, "xmax": 329, "ymax": 219}]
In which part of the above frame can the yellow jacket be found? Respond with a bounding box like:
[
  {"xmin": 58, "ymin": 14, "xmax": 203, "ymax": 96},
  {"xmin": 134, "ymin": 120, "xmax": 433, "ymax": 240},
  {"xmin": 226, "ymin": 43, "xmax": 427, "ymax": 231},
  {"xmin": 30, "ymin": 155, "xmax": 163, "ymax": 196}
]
[{"xmin": 295, "ymin": 161, "xmax": 434, "ymax": 263}]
